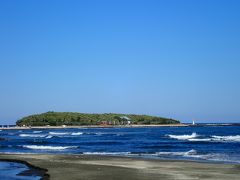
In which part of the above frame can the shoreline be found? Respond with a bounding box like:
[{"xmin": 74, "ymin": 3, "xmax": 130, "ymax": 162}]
[
  {"xmin": 0, "ymin": 154, "xmax": 239, "ymax": 180},
  {"xmin": 0, "ymin": 124, "xmax": 188, "ymax": 130},
  {"xmin": 0, "ymin": 158, "xmax": 49, "ymax": 180},
  {"xmin": 2, "ymin": 123, "xmax": 240, "ymax": 130}
]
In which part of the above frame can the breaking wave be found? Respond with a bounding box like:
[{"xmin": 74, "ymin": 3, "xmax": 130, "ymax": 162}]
[
  {"xmin": 19, "ymin": 134, "xmax": 46, "ymax": 138},
  {"xmin": 211, "ymin": 135, "xmax": 240, "ymax": 142},
  {"xmin": 187, "ymin": 135, "xmax": 240, "ymax": 142},
  {"xmin": 82, "ymin": 150, "xmax": 240, "ymax": 163},
  {"xmin": 155, "ymin": 149, "xmax": 197, "ymax": 156},
  {"xmin": 49, "ymin": 132, "xmax": 69, "ymax": 135},
  {"xmin": 188, "ymin": 138, "xmax": 212, "ymax": 142},
  {"xmin": 150, "ymin": 150, "xmax": 240, "ymax": 163},
  {"xmin": 22, "ymin": 145, "xmax": 78, "ymax": 150},
  {"xmin": 71, "ymin": 132, "xmax": 83, "ymax": 136},
  {"xmin": 33, "ymin": 131, "xmax": 42, "ymax": 133},
  {"xmin": 168, "ymin": 133, "xmax": 240, "ymax": 142},
  {"xmin": 168, "ymin": 133, "xmax": 198, "ymax": 140},
  {"xmin": 45, "ymin": 135, "xmax": 53, "ymax": 139},
  {"xmin": 83, "ymin": 152, "xmax": 131, "ymax": 155}
]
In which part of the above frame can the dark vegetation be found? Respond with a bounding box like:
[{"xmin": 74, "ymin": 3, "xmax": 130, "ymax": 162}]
[{"xmin": 16, "ymin": 112, "xmax": 180, "ymax": 126}]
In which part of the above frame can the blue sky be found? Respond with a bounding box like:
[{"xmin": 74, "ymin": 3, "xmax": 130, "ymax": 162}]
[{"xmin": 0, "ymin": 0, "xmax": 240, "ymax": 124}]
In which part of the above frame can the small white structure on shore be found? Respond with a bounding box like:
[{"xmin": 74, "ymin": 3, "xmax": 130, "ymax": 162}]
[
  {"xmin": 120, "ymin": 116, "xmax": 132, "ymax": 125},
  {"xmin": 192, "ymin": 120, "xmax": 195, "ymax": 125}
]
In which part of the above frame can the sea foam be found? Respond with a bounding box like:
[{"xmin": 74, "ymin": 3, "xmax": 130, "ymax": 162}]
[
  {"xmin": 187, "ymin": 135, "xmax": 240, "ymax": 142},
  {"xmin": 211, "ymin": 135, "xmax": 240, "ymax": 142},
  {"xmin": 168, "ymin": 133, "xmax": 198, "ymax": 140},
  {"xmin": 22, "ymin": 145, "xmax": 78, "ymax": 150},
  {"xmin": 188, "ymin": 138, "xmax": 212, "ymax": 142},
  {"xmin": 71, "ymin": 132, "xmax": 83, "ymax": 136},
  {"xmin": 19, "ymin": 134, "xmax": 46, "ymax": 138},
  {"xmin": 45, "ymin": 135, "xmax": 53, "ymax": 139},
  {"xmin": 49, "ymin": 132, "xmax": 69, "ymax": 135},
  {"xmin": 83, "ymin": 152, "xmax": 131, "ymax": 155},
  {"xmin": 33, "ymin": 131, "xmax": 42, "ymax": 133},
  {"xmin": 156, "ymin": 149, "xmax": 197, "ymax": 156}
]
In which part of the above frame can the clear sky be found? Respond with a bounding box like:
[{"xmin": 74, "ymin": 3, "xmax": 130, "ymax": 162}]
[{"xmin": 0, "ymin": 0, "xmax": 240, "ymax": 124}]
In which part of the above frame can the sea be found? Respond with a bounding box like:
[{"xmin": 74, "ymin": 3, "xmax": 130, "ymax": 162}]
[
  {"xmin": 0, "ymin": 125, "xmax": 240, "ymax": 165},
  {"xmin": 0, "ymin": 161, "xmax": 41, "ymax": 180}
]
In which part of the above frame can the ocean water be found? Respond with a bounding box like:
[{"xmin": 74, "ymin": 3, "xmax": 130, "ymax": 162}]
[
  {"xmin": 0, "ymin": 126, "xmax": 240, "ymax": 164},
  {"xmin": 0, "ymin": 161, "xmax": 40, "ymax": 180}
]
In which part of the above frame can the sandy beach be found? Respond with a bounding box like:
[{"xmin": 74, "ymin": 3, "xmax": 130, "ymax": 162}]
[{"xmin": 0, "ymin": 154, "xmax": 239, "ymax": 180}]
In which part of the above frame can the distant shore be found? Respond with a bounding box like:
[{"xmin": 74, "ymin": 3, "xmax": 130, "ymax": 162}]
[
  {"xmin": 1, "ymin": 123, "xmax": 240, "ymax": 130},
  {"xmin": 0, "ymin": 124, "xmax": 188, "ymax": 130},
  {"xmin": 0, "ymin": 154, "xmax": 239, "ymax": 180}
]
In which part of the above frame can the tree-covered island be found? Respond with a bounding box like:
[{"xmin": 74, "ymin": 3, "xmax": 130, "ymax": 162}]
[{"xmin": 16, "ymin": 112, "xmax": 180, "ymax": 126}]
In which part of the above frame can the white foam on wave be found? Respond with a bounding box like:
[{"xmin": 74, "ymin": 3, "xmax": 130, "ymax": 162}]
[
  {"xmin": 156, "ymin": 149, "xmax": 197, "ymax": 156},
  {"xmin": 183, "ymin": 152, "xmax": 240, "ymax": 163},
  {"xmin": 22, "ymin": 145, "xmax": 78, "ymax": 150},
  {"xmin": 83, "ymin": 152, "xmax": 131, "ymax": 155},
  {"xmin": 45, "ymin": 135, "xmax": 53, "ymax": 139},
  {"xmin": 71, "ymin": 132, "xmax": 83, "ymax": 136},
  {"xmin": 168, "ymin": 133, "xmax": 198, "ymax": 140},
  {"xmin": 33, "ymin": 131, "xmax": 42, "ymax": 133},
  {"xmin": 211, "ymin": 135, "xmax": 240, "ymax": 142},
  {"xmin": 84, "ymin": 132, "xmax": 118, "ymax": 136},
  {"xmin": 49, "ymin": 132, "xmax": 69, "ymax": 135},
  {"xmin": 186, "ymin": 135, "xmax": 240, "ymax": 142},
  {"xmin": 19, "ymin": 134, "xmax": 46, "ymax": 138},
  {"xmin": 153, "ymin": 149, "xmax": 240, "ymax": 163},
  {"xmin": 188, "ymin": 138, "xmax": 212, "ymax": 142}
]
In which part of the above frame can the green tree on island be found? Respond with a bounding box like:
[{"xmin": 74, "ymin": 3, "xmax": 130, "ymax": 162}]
[{"xmin": 16, "ymin": 112, "xmax": 180, "ymax": 126}]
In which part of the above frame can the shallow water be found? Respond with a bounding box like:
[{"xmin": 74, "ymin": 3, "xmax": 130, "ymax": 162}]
[
  {"xmin": 0, "ymin": 161, "xmax": 40, "ymax": 180},
  {"xmin": 0, "ymin": 126, "xmax": 240, "ymax": 164}
]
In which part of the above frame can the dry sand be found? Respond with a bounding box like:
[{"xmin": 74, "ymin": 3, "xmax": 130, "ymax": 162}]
[{"xmin": 0, "ymin": 154, "xmax": 239, "ymax": 180}]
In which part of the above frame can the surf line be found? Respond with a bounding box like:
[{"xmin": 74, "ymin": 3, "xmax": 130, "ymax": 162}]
[{"xmin": 0, "ymin": 158, "xmax": 50, "ymax": 180}]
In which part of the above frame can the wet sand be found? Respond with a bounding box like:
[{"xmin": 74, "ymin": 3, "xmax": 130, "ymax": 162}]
[{"xmin": 0, "ymin": 154, "xmax": 239, "ymax": 180}]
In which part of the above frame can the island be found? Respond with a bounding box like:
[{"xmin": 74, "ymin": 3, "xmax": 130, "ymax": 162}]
[{"xmin": 16, "ymin": 111, "xmax": 180, "ymax": 126}]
